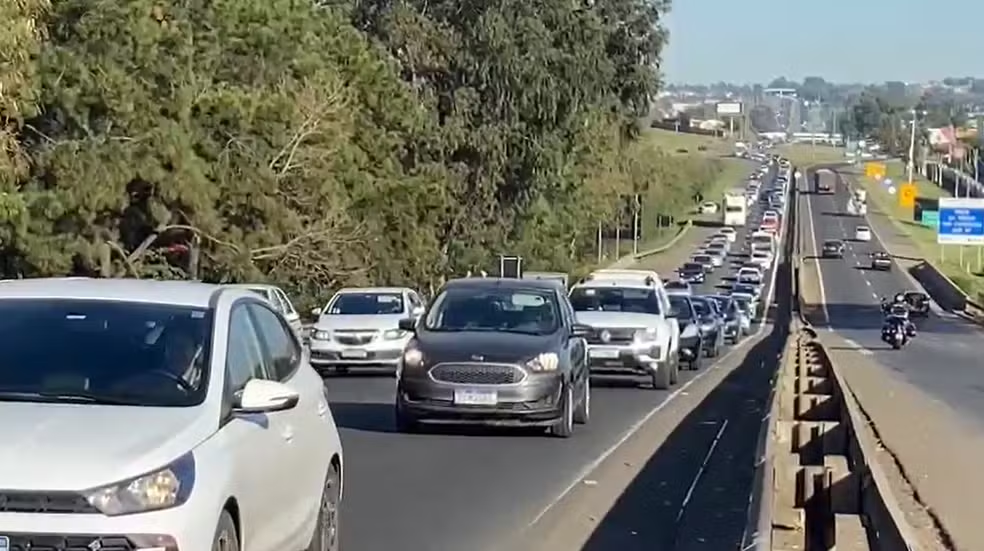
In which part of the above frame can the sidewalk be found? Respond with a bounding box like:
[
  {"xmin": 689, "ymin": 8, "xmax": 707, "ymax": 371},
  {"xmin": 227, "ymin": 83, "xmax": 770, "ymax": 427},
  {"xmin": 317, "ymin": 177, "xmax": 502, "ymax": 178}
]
[{"xmin": 821, "ymin": 333, "xmax": 980, "ymax": 551}]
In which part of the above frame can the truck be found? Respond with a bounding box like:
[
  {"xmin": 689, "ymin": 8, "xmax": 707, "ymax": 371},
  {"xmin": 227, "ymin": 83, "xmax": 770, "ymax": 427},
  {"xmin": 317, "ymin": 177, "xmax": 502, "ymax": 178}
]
[
  {"xmin": 813, "ymin": 171, "xmax": 833, "ymax": 194},
  {"xmin": 722, "ymin": 192, "xmax": 747, "ymax": 226}
]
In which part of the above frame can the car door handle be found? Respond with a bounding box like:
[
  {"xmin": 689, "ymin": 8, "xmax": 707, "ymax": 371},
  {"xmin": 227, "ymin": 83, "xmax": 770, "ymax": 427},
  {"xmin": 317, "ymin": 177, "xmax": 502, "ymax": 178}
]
[{"xmin": 281, "ymin": 425, "xmax": 295, "ymax": 442}]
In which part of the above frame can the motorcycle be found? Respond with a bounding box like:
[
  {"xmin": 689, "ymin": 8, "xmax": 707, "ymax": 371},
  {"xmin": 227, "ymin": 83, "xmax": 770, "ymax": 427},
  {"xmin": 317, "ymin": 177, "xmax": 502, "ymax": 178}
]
[{"xmin": 882, "ymin": 323, "xmax": 907, "ymax": 349}]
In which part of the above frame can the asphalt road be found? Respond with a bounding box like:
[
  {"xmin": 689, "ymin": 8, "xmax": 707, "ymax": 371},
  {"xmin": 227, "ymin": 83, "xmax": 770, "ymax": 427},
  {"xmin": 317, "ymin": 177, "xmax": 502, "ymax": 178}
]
[
  {"xmin": 801, "ymin": 170, "xmax": 984, "ymax": 426},
  {"xmin": 324, "ymin": 163, "xmax": 785, "ymax": 551}
]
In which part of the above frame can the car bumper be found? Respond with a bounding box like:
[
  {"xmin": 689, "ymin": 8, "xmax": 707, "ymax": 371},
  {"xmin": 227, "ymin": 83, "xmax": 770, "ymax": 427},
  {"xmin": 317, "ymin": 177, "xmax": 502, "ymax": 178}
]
[
  {"xmin": 0, "ymin": 498, "xmax": 218, "ymax": 551},
  {"xmin": 309, "ymin": 341, "xmax": 405, "ymax": 370},
  {"xmin": 872, "ymin": 263, "xmax": 891, "ymax": 270},
  {"xmin": 585, "ymin": 343, "xmax": 665, "ymax": 376},
  {"xmin": 397, "ymin": 374, "xmax": 565, "ymax": 426}
]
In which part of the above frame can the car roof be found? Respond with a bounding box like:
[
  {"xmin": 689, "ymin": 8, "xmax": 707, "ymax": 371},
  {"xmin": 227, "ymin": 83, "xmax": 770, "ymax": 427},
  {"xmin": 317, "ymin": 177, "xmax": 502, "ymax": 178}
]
[
  {"xmin": 335, "ymin": 286, "xmax": 411, "ymax": 294},
  {"xmin": 0, "ymin": 277, "xmax": 224, "ymax": 307},
  {"xmin": 574, "ymin": 280, "xmax": 653, "ymax": 290},
  {"xmin": 444, "ymin": 278, "xmax": 559, "ymax": 292},
  {"xmin": 856, "ymin": 225, "xmax": 870, "ymax": 230}
]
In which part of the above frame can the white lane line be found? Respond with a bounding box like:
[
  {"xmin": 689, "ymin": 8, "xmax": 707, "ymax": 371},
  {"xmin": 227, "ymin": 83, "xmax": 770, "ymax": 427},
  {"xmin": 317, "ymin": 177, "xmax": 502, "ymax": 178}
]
[
  {"xmin": 529, "ymin": 174, "xmax": 790, "ymax": 528},
  {"xmin": 871, "ymin": 292, "xmax": 879, "ymax": 299},
  {"xmin": 675, "ymin": 419, "xmax": 729, "ymax": 524},
  {"xmin": 864, "ymin": 279, "xmax": 872, "ymax": 287},
  {"xmin": 803, "ymin": 185, "xmax": 830, "ymax": 324}
]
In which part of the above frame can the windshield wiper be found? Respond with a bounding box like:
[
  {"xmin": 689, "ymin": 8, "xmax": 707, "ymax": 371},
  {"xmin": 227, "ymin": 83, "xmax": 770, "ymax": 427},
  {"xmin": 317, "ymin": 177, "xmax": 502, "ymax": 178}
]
[{"xmin": 0, "ymin": 390, "xmax": 136, "ymax": 405}]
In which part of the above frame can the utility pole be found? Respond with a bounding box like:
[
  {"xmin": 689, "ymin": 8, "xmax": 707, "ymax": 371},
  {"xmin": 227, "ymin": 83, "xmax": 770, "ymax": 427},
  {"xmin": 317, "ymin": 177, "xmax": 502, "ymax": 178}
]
[{"xmin": 907, "ymin": 108, "xmax": 918, "ymax": 185}]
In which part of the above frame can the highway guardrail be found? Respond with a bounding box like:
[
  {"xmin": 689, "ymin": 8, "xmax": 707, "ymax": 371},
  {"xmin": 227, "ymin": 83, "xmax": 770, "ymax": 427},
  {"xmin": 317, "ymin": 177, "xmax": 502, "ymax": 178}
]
[{"xmin": 745, "ymin": 163, "xmax": 921, "ymax": 550}]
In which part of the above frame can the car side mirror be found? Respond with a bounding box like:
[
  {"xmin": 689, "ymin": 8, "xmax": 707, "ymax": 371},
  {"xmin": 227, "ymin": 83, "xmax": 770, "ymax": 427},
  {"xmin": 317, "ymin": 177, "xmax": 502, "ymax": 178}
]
[
  {"xmin": 571, "ymin": 323, "xmax": 593, "ymax": 338},
  {"xmin": 411, "ymin": 306, "xmax": 426, "ymax": 317},
  {"xmin": 310, "ymin": 307, "xmax": 322, "ymax": 317},
  {"xmin": 234, "ymin": 379, "xmax": 299, "ymax": 414},
  {"xmin": 666, "ymin": 309, "xmax": 678, "ymax": 319},
  {"xmin": 398, "ymin": 317, "xmax": 418, "ymax": 332}
]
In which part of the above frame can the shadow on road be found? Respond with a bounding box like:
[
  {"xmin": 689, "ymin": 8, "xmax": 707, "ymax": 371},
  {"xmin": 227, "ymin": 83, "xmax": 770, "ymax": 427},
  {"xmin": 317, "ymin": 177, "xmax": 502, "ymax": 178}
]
[{"xmin": 581, "ymin": 310, "xmax": 787, "ymax": 551}]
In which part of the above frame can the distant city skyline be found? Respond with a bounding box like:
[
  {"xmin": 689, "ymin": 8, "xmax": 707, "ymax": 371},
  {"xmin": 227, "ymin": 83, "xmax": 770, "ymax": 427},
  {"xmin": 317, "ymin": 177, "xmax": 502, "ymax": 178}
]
[{"xmin": 661, "ymin": 0, "xmax": 983, "ymax": 85}]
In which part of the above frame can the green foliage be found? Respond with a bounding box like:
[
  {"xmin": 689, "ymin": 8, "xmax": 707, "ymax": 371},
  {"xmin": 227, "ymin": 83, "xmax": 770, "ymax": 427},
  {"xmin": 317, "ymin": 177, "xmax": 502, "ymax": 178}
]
[{"xmin": 0, "ymin": 0, "xmax": 721, "ymax": 306}]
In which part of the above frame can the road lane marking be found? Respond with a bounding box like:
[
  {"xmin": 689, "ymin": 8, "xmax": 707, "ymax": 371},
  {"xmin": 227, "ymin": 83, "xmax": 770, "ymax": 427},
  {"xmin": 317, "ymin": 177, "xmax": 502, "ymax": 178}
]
[
  {"xmin": 803, "ymin": 184, "xmax": 830, "ymax": 324},
  {"xmin": 529, "ymin": 170, "xmax": 790, "ymax": 529},
  {"xmin": 675, "ymin": 419, "xmax": 729, "ymax": 524}
]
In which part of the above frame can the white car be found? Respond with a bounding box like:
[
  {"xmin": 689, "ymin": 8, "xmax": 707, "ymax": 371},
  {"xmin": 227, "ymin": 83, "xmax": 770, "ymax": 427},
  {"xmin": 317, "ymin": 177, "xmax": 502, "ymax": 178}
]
[
  {"xmin": 0, "ymin": 278, "xmax": 343, "ymax": 551},
  {"xmin": 855, "ymin": 225, "xmax": 872, "ymax": 242},
  {"xmin": 717, "ymin": 227, "xmax": 738, "ymax": 242},
  {"xmin": 737, "ymin": 267, "xmax": 764, "ymax": 285},
  {"xmin": 226, "ymin": 283, "xmax": 304, "ymax": 337},
  {"xmin": 750, "ymin": 250, "xmax": 773, "ymax": 268},
  {"xmin": 699, "ymin": 202, "xmax": 719, "ymax": 214}
]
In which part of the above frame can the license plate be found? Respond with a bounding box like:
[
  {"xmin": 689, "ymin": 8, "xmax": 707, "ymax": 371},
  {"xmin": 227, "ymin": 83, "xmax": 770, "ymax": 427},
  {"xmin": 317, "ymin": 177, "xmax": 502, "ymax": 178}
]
[
  {"xmin": 340, "ymin": 349, "xmax": 368, "ymax": 359},
  {"xmin": 454, "ymin": 389, "xmax": 497, "ymax": 405},
  {"xmin": 590, "ymin": 348, "xmax": 619, "ymax": 359}
]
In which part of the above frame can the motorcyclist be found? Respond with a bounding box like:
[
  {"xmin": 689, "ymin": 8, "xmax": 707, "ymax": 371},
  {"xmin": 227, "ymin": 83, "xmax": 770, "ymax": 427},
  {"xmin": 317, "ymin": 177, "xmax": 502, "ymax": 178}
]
[{"xmin": 882, "ymin": 302, "xmax": 916, "ymax": 340}]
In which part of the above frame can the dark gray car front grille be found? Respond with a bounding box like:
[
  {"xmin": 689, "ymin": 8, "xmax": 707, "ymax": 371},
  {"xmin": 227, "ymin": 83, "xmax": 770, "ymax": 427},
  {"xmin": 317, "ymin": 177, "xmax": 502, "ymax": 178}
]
[
  {"xmin": 0, "ymin": 490, "xmax": 99, "ymax": 513},
  {"xmin": 586, "ymin": 327, "xmax": 637, "ymax": 345},
  {"xmin": 429, "ymin": 363, "xmax": 526, "ymax": 385},
  {"xmin": 4, "ymin": 534, "xmax": 136, "ymax": 550},
  {"xmin": 334, "ymin": 332, "xmax": 375, "ymax": 345}
]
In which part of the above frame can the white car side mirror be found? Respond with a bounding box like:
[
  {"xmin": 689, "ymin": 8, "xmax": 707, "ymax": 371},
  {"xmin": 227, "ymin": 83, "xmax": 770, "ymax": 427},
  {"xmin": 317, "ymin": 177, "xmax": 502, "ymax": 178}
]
[
  {"xmin": 310, "ymin": 307, "xmax": 322, "ymax": 317},
  {"xmin": 234, "ymin": 379, "xmax": 300, "ymax": 414}
]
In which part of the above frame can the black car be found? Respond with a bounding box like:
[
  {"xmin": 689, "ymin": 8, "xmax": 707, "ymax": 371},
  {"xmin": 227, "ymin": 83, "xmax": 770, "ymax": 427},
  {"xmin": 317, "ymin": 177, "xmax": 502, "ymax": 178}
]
[
  {"xmin": 678, "ymin": 262, "xmax": 706, "ymax": 284},
  {"xmin": 394, "ymin": 278, "xmax": 591, "ymax": 437},
  {"xmin": 870, "ymin": 251, "xmax": 892, "ymax": 271},
  {"xmin": 691, "ymin": 254, "xmax": 715, "ymax": 273},
  {"xmin": 706, "ymin": 294, "xmax": 743, "ymax": 344},
  {"xmin": 691, "ymin": 296, "xmax": 725, "ymax": 358},
  {"xmin": 822, "ymin": 239, "xmax": 845, "ymax": 258},
  {"xmin": 904, "ymin": 291, "xmax": 930, "ymax": 317},
  {"xmin": 668, "ymin": 294, "xmax": 704, "ymax": 370}
]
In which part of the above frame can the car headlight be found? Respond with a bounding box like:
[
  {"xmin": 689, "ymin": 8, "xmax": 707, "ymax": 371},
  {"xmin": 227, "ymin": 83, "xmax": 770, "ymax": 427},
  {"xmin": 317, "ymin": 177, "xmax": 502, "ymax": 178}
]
[
  {"xmin": 526, "ymin": 352, "xmax": 559, "ymax": 372},
  {"xmin": 634, "ymin": 327, "xmax": 659, "ymax": 343},
  {"xmin": 312, "ymin": 329, "xmax": 331, "ymax": 341},
  {"xmin": 383, "ymin": 329, "xmax": 408, "ymax": 340},
  {"xmin": 403, "ymin": 346, "xmax": 424, "ymax": 369},
  {"xmin": 84, "ymin": 453, "xmax": 195, "ymax": 516}
]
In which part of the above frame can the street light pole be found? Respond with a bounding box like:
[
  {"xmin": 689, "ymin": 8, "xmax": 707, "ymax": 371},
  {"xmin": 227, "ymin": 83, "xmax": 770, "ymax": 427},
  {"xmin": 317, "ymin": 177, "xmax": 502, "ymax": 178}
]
[{"xmin": 907, "ymin": 108, "xmax": 918, "ymax": 185}]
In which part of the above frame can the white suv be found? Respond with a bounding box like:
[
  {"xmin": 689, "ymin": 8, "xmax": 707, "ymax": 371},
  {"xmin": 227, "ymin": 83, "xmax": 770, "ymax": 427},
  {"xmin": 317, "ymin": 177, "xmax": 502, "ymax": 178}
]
[{"xmin": 0, "ymin": 278, "xmax": 343, "ymax": 551}]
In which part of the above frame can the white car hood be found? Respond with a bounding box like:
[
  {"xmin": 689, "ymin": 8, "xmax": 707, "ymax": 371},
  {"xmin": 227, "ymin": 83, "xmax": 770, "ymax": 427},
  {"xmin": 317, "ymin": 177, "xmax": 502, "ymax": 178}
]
[
  {"xmin": 0, "ymin": 402, "xmax": 208, "ymax": 490},
  {"xmin": 575, "ymin": 311, "xmax": 666, "ymax": 329},
  {"xmin": 315, "ymin": 313, "xmax": 406, "ymax": 331}
]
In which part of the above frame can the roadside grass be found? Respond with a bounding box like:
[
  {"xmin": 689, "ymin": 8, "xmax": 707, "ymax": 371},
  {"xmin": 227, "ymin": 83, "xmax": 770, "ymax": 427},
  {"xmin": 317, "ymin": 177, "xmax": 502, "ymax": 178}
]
[
  {"xmin": 856, "ymin": 159, "xmax": 984, "ymax": 299},
  {"xmin": 776, "ymin": 143, "xmax": 846, "ymax": 166},
  {"xmin": 642, "ymin": 128, "xmax": 734, "ymax": 157}
]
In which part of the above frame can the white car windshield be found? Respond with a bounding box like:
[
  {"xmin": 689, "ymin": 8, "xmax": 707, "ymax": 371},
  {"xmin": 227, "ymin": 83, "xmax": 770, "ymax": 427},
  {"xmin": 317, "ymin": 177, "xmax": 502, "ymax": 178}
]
[
  {"xmin": 570, "ymin": 287, "xmax": 661, "ymax": 314},
  {"xmin": 0, "ymin": 300, "xmax": 212, "ymax": 407},
  {"xmin": 326, "ymin": 292, "xmax": 405, "ymax": 315}
]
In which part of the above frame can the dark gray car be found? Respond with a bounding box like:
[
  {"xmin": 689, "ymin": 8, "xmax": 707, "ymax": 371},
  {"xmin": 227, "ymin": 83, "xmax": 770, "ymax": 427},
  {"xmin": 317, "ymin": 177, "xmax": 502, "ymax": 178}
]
[
  {"xmin": 690, "ymin": 296, "xmax": 725, "ymax": 357},
  {"xmin": 394, "ymin": 278, "xmax": 591, "ymax": 438},
  {"xmin": 706, "ymin": 294, "xmax": 742, "ymax": 344}
]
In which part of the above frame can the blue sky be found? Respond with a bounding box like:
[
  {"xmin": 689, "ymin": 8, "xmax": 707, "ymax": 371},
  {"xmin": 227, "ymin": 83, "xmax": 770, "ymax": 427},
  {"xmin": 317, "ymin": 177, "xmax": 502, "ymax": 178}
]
[{"xmin": 661, "ymin": 0, "xmax": 984, "ymax": 84}]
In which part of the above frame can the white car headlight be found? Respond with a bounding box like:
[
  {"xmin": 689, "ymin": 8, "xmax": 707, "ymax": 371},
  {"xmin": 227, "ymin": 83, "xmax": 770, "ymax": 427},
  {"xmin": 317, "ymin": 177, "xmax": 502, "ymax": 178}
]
[
  {"xmin": 383, "ymin": 329, "xmax": 408, "ymax": 340},
  {"xmin": 84, "ymin": 453, "xmax": 195, "ymax": 516},
  {"xmin": 312, "ymin": 329, "xmax": 331, "ymax": 341},
  {"xmin": 634, "ymin": 327, "xmax": 659, "ymax": 343},
  {"xmin": 526, "ymin": 352, "xmax": 559, "ymax": 372}
]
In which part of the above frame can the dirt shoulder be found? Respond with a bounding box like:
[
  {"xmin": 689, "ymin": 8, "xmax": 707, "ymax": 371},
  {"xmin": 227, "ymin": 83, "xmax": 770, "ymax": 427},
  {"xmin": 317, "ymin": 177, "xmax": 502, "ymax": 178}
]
[{"xmin": 820, "ymin": 331, "xmax": 982, "ymax": 551}]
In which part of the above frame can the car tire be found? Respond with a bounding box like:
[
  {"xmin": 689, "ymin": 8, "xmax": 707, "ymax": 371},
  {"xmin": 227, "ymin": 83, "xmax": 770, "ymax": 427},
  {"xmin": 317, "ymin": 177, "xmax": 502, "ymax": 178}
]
[
  {"xmin": 573, "ymin": 381, "xmax": 590, "ymax": 425},
  {"xmin": 394, "ymin": 400, "xmax": 420, "ymax": 433},
  {"xmin": 550, "ymin": 386, "xmax": 575, "ymax": 437},
  {"xmin": 690, "ymin": 351, "xmax": 703, "ymax": 371},
  {"xmin": 650, "ymin": 360, "xmax": 672, "ymax": 389},
  {"xmin": 669, "ymin": 358, "xmax": 679, "ymax": 384},
  {"xmin": 212, "ymin": 510, "xmax": 240, "ymax": 551},
  {"xmin": 307, "ymin": 464, "xmax": 341, "ymax": 551}
]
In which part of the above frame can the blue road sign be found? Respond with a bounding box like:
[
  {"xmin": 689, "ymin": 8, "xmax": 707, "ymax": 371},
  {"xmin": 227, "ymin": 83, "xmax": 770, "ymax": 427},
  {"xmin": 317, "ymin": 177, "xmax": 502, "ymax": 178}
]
[{"xmin": 938, "ymin": 198, "xmax": 984, "ymax": 244}]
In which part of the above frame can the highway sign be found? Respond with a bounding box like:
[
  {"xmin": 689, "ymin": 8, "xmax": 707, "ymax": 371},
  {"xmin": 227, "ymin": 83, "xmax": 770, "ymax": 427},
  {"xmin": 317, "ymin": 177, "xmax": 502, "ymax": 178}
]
[
  {"xmin": 865, "ymin": 162, "xmax": 886, "ymax": 179},
  {"xmin": 921, "ymin": 210, "xmax": 939, "ymax": 228},
  {"xmin": 937, "ymin": 198, "xmax": 984, "ymax": 244},
  {"xmin": 899, "ymin": 183, "xmax": 916, "ymax": 207}
]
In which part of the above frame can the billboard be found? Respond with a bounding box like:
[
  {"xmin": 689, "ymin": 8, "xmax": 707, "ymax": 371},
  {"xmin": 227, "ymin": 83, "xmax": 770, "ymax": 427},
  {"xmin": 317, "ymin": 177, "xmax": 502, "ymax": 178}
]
[
  {"xmin": 716, "ymin": 102, "xmax": 743, "ymax": 115},
  {"xmin": 937, "ymin": 197, "xmax": 984, "ymax": 244}
]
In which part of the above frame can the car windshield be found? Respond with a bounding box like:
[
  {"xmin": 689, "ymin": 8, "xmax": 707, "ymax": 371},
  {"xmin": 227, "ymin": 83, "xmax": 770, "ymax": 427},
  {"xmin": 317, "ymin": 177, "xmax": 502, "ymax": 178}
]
[
  {"xmin": 425, "ymin": 287, "xmax": 560, "ymax": 334},
  {"xmin": 0, "ymin": 299, "xmax": 212, "ymax": 407},
  {"xmin": 325, "ymin": 292, "xmax": 404, "ymax": 315},
  {"xmin": 569, "ymin": 286, "xmax": 662, "ymax": 315},
  {"xmin": 682, "ymin": 263, "xmax": 702, "ymax": 272},
  {"xmin": 734, "ymin": 284, "xmax": 756, "ymax": 294},
  {"xmin": 691, "ymin": 298, "xmax": 712, "ymax": 317},
  {"xmin": 668, "ymin": 295, "xmax": 693, "ymax": 320},
  {"xmin": 823, "ymin": 241, "xmax": 840, "ymax": 248},
  {"xmin": 857, "ymin": 227, "xmax": 869, "ymax": 232},
  {"xmin": 694, "ymin": 255, "xmax": 711, "ymax": 263},
  {"xmin": 707, "ymin": 242, "xmax": 725, "ymax": 249},
  {"xmin": 732, "ymin": 296, "xmax": 751, "ymax": 311}
]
